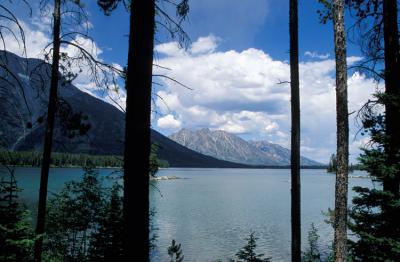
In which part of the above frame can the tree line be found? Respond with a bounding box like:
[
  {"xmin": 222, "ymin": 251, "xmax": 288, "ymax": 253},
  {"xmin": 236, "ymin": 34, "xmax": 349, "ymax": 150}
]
[
  {"xmin": 0, "ymin": 149, "xmax": 169, "ymax": 169},
  {"xmin": 0, "ymin": 151, "xmax": 123, "ymax": 168}
]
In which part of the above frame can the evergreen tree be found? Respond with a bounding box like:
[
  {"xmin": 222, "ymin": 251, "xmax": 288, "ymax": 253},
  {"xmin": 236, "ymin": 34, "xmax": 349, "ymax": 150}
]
[
  {"xmin": 150, "ymin": 144, "xmax": 161, "ymax": 177},
  {"xmin": 149, "ymin": 208, "xmax": 159, "ymax": 252},
  {"xmin": 235, "ymin": 231, "xmax": 271, "ymax": 262},
  {"xmin": 302, "ymin": 224, "xmax": 322, "ymax": 262},
  {"xmin": 0, "ymin": 167, "xmax": 35, "ymax": 262},
  {"xmin": 327, "ymin": 154, "xmax": 337, "ymax": 173},
  {"xmin": 337, "ymin": 1, "xmax": 400, "ymax": 261},
  {"xmin": 44, "ymin": 167, "xmax": 105, "ymax": 261},
  {"xmin": 88, "ymin": 183, "xmax": 123, "ymax": 261},
  {"xmin": 168, "ymin": 239, "xmax": 184, "ymax": 262},
  {"xmin": 349, "ymin": 112, "xmax": 400, "ymax": 260},
  {"xmin": 327, "ymin": 154, "xmax": 354, "ymax": 174},
  {"xmin": 34, "ymin": 0, "xmax": 121, "ymax": 258}
]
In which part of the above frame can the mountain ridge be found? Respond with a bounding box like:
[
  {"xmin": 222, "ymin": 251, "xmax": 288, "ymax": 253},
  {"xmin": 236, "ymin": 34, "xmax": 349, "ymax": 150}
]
[
  {"xmin": 169, "ymin": 128, "xmax": 322, "ymax": 166},
  {"xmin": 0, "ymin": 51, "xmax": 249, "ymax": 168},
  {"xmin": 0, "ymin": 51, "xmax": 322, "ymax": 168}
]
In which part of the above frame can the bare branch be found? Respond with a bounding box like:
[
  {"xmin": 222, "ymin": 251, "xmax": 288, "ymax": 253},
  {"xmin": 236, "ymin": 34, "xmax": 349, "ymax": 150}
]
[
  {"xmin": 153, "ymin": 74, "xmax": 192, "ymax": 90},
  {"xmin": 277, "ymin": 79, "xmax": 291, "ymax": 85}
]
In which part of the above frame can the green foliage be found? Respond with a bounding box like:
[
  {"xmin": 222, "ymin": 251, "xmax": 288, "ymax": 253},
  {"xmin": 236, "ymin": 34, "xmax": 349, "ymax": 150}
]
[
  {"xmin": 302, "ymin": 224, "xmax": 322, "ymax": 262},
  {"xmin": 349, "ymin": 100, "xmax": 400, "ymax": 260},
  {"xmin": 0, "ymin": 168, "xmax": 35, "ymax": 262},
  {"xmin": 0, "ymin": 151, "xmax": 123, "ymax": 167},
  {"xmin": 44, "ymin": 167, "xmax": 106, "ymax": 261},
  {"xmin": 317, "ymin": 0, "xmax": 332, "ymax": 24},
  {"xmin": 88, "ymin": 183, "xmax": 123, "ymax": 261},
  {"xmin": 235, "ymin": 231, "xmax": 271, "ymax": 262},
  {"xmin": 318, "ymin": 0, "xmax": 385, "ymax": 80},
  {"xmin": 327, "ymin": 154, "xmax": 354, "ymax": 173},
  {"xmin": 43, "ymin": 167, "xmax": 159, "ymax": 261},
  {"xmin": 168, "ymin": 239, "xmax": 184, "ymax": 262},
  {"xmin": 150, "ymin": 144, "xmax": 163, "ymax": 177},
  {"xmin": 326, "ymin": 154, "xmax": 337, "ymax": 173},
  {"xmin": 349, "ymin": 181, "xmax": 400, "ymax": 261},
  {"xmin": 0, "ymin": 149, "xmax": 169, "ymax": 170},
  {"xmin": 149, "ymin": 208, "xmax": 158, "ymax": 252},
  {"xmin": 301, "ymin": 223, "xmax": 354, "ymax": 262}
]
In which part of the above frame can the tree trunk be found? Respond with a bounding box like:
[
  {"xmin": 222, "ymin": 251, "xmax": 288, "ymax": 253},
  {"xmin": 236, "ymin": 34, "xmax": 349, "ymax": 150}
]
[
  {"xmin": 332, "ymin": 0, "xmax": 349, "ymax": 261},
  {"xmin": 123, "ymin": 0, "xmax": 155, "ymax": 261},
  {"xmin": 34, "ymin": 0, "xmax": 61, "ymax": 261},
  {"xmin": 383, "ymin": 0, "xmax": 400, "ymax": 198},
  {"xmin": 289, "ymin": 0, "xmax": 301, "ymax": 261}
]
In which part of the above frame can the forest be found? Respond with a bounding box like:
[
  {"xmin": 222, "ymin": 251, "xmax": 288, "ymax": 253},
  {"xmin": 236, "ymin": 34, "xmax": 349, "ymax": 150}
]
[
  {"xmin": 0, "ymin": 150, "xmax": 169, "ymax": 169},
  {"xmin": 0, "ymin": 0, "xmax": 399, "ymax": 261}
]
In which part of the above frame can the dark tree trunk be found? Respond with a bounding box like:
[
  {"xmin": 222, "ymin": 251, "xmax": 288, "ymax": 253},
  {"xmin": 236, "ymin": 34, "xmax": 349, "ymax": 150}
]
[
  {"xmin": 34, "ymin": 0, "xmax": 61, "ymax": 261},
  {"xmin": 383, "ymin": 0, "xmax": 400, "ymax": 198},
  {"xmin": 289, "ymin": 0, "xmax": 301, "ymax": 261},
  {"xmin": 332, "ymin": 0, "xmax": 349, "ymax": 261},
  {"xmin": 123, "ymin": 0, "xmax": 155, "ymax": 261}
]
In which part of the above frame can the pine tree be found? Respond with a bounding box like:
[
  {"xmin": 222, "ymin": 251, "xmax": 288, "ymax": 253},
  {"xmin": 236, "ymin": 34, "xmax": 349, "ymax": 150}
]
[
  {"xmin": 168, "ymin": 239, "xmax": 184, "ymax": 262},
  {"xmin": 235, "ymin": 231, "xmax": 271, "ymax": 262},
  {"xmin": 349, "ymin": 111, "xmax": 400, "ymax": 260},
  {"xmin": 344, "ymin": 1, "xmax": 400, "ymax": 261},
  {"xmin": 44, "ymin": 167, "xmax": 105, "ymax": 261},
  {"xmin": 88, "ymin": 183, "xmax": 123, "ymax": 261},
  {"xmin": 302, "ymin": 224, "xmax": 322, "ymax": 262},
  {"xmin": 327, "ymin": 154, "xmax": 337, "ymax": 173},
  {"xmin": 0, "ymin": 168, "xmax": 35, "ymax": 262}
]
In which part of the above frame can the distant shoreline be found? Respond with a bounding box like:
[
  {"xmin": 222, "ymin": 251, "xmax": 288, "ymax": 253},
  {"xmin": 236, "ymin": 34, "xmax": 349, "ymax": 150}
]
[
  {"xmin": 1, "ymin": 151, "xmax": 330, "ymax": 170},
  {"xmin": 2, "ymin": 165, "xmax": 329, "ymax": 169},
  {"xmin": 0, "ymin": 165, "xmax": 121, "ymax": 169}
]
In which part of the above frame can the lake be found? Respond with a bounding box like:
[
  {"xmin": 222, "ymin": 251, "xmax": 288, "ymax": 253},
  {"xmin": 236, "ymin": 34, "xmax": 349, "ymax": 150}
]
[{"xmin": 2, "ymin": 167, "xmax": 371, "ymax": 262}]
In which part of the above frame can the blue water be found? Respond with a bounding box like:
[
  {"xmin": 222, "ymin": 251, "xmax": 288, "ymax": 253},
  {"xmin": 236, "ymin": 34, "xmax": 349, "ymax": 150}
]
[
  {"xmin": 0, "ymin": 167, "xmax": 121, "ymax": 209},
  {"xmin": 2, "ymin": 167, "xmax": 371, "ymax": 262},
  {"xmin": 150, "ymin": 168, "xmax": 371, "ymax": 262}
]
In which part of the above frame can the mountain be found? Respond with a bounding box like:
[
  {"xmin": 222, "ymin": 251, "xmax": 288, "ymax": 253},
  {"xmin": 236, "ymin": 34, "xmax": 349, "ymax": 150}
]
[
  {"xmin": 169, "ymin": 128, "xmax": 280, "ymax": 165},
  {"xmin": 169, "ymin": 128, "xmax": 322, "ymax": 166},
  {"xmin": 0, "ymin": 51, "xmax": 248, "ymax": 168},
  {"xmin": 248, "ymin": 140, "xmax": 320, "ymax": 166},
  {"xmin": 151, "ymin": 130, "xmax": 249, "ymax": 168}
]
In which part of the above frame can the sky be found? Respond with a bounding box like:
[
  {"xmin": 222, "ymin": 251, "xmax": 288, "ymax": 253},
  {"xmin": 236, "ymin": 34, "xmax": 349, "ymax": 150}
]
[{"xmin": 5, "ymin": 0, "xmax": 380, "ymax": 164}]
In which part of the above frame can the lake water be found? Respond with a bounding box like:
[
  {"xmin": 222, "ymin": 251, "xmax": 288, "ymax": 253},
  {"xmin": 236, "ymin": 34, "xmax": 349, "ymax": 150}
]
[{"xmin": 2, "ymin": 167, "xmax": 371, "ymax": 262}]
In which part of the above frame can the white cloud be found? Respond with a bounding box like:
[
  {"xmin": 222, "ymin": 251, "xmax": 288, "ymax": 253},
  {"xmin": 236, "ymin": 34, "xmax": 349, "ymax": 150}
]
[
  {"xmin": 190, "ymin": 35, "xmax": 219, "ymax": 55},
  {"xmin": 304, "ymin": 51, "xmax": 330, "ymax": 59},
  {"xmin": 155, "ymin": 42, "xmax": 184, "ymax": 57},
  {"xmin": 2, "ymin": 21, "xmax": 50, "ymax": 58},
  {"xmin": 153, "ymin": 36, "xmax": 378, "ymax": 163},
  {"xmin": 1, "ymin": 16, "xmax": 125, "ymax": 110},
  {"xmin": 157, "ymin": 114, "xmax": 182, "ymax": 130}
]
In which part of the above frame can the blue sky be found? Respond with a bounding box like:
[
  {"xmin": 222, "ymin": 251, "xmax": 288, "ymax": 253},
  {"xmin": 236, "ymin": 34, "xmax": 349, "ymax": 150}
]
[
  {"xmin": 81, "ymin": 0, "xmax": 362, "ymax": 63},
  {"xmin": 6, "ymin": 0, "xmax": 378, "ymax": 163}
]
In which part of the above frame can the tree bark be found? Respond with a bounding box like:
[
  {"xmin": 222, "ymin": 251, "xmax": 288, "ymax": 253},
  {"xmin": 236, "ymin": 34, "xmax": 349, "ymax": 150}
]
[
  {"xmin": 34, "ymin": 0, "xmax": 61, "ymax": 261},
  {"xmin": 383, "ymin": 0, "xmax": 400, "ymax": 198},
  {"xmin": 123, "ymin": 0, "xmax": 155, "ymax": 261},
  {"xmin": 289, "ymin": 0, "xmax": 301, "ymax": 261},
  {"xmin": 332, "ymin": 0, "xmax": 349, "ymax": 261}
]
